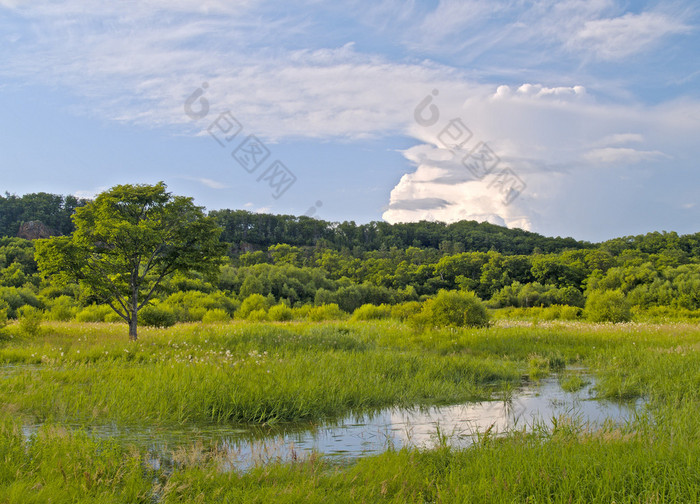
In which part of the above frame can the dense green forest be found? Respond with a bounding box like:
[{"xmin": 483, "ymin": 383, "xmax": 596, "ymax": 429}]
[{"xmin": 1, "ymin": 191, "xmax": 700, "ymax": 324}]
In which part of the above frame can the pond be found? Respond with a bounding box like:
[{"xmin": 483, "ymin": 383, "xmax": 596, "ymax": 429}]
[{"xmin": 19, "ymin": 371, "xmax": 644, "ymax": 471}]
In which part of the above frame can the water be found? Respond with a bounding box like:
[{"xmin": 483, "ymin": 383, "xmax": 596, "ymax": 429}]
[{"xmin": 17, "ymin": 373, "xmax": 643, "ymax": 471}]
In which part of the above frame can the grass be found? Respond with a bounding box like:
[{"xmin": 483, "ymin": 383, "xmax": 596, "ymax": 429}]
[
  {"xmin": 1, "ymin": 319, "xmax": 700, "ymax": 501},
  {"xmin": 559, "ymin": 373, "xmax": 589, "ymax": 393},
  {"xmin": 0, "ymin": 321, "xmax": 521, "ymax": 425}
]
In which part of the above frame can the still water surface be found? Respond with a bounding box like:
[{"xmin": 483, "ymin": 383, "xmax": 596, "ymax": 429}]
[{"xmin": 20, "ymin": 373, "xmax": 643, "ymax": 471}]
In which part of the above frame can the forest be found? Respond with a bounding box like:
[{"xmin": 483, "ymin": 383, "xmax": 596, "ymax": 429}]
[{"xmin": 1, "ymin": 190, "xmax": 699, "ymax": 326}]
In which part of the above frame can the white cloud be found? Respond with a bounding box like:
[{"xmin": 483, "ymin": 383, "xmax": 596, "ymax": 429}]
[
  {"xmin": 382, "ymin": 160, "xmax": 532, "ymax": 230},
  {"xmin": 384, "ymin": 81, "xmax": 700, "ymax": 235},
  {"xmin": 181, "ymin": 177, "xmax": 229, "ymax": 189},
  {"xmin": 72, "ymin": 187, "xmax": 107, "ymax": 200},
  {"xmin": 568, "ymin": 11, "xmax": 692, "ymax": 60},
  {"xmin": 594, "ymin": 133, "xmax": 644, "ymax": 146},
  {"xmin": 584, "ymin": 147, "xmax": 668, "ymax": 164},
  {"xmin": 0, "ymin": 2, "xmax": 475, "ymax": 140}
]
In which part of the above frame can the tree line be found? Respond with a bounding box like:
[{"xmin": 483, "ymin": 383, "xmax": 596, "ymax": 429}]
[
  {"xmin": 3, "ymin": 191, "xmax": 587, "ymax": 255},
  {"xmin": 1, "ymin": 186, "xmax": 700, "ymax": 339}
]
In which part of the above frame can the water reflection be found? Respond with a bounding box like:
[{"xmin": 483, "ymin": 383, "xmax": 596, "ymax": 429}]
[{"xmin": 20, "ymin": 374, "xmax": 643, "ymax": 471}]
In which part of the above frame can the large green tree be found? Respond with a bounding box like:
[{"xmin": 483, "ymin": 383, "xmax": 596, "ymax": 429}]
[{"xmin": 35, "ymin": 183, "xmax": 224, "ymax": 340}]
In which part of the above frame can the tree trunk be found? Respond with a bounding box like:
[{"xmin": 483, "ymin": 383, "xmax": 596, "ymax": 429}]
[
  {"xmin": 129, "ymin": 286, "xmax": 139, "ymax": 341},
  {"xmin": 129, "ymin": 315, "xmax": 138, "ymax": 341}
]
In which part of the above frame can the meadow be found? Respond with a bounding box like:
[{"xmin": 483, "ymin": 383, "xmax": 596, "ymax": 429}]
[{"xmin": 1, "ymin": 318, "xmax": 699, "ymax": 502}]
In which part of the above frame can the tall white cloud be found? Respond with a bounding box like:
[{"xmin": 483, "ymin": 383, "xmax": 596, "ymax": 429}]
[{"xmin": 383, "ymin": 83, "xmax": 700, "ymax": 238}]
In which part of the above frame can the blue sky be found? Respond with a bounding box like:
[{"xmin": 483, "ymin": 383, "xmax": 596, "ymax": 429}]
[{"xmin": 1, "ymin": 0, "xmax": 699, "ymax": 242}]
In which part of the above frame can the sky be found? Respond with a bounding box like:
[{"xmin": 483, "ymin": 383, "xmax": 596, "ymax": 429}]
[{"xmin": 1, "ymin": 0, "xmax": 699, "ymax": 242}]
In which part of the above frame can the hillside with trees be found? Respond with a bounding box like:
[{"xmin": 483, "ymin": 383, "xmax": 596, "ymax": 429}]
[{"xmin": 1, "ymin": 188, "xmax": 699, "ymax": 328}]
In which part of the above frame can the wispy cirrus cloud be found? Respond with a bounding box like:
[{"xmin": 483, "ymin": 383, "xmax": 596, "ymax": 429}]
[
  {"xmin": 180, "ymin": 176, "xmax": 229, "ymax": 189},
  {"xmin": 584, "ymin": 147, "xmax": 669, "ymax": 164},
  {"xmin": 568, "ymin": 11, "xmax": 692, "ymax": 61}
]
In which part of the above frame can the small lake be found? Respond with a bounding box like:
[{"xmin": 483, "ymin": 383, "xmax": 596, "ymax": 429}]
[{"xmin": 19, "ymin": 372, "xmax": 644, "ymax": 471}]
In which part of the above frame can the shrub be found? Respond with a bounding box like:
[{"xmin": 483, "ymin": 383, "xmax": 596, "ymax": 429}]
[
  {"xmin": 139, "ymin": 304, "xmax": 177, "ymax": 328},
  {"xmin": 247, "ymin": 309, "xmax": 268, "ymax": 322},
  {"xmin": 291, "ymin": 305, "xmax": 312, "ymax": 319},
  {"xmin": 181, "ymin": 306, "xmax": 208, "ymax": 322},
  {"xmin": 420, "ymin": 290, "xmax": 490, "ymax": 328},
  {"xmin": 161, "ymin": 291, "xmax": 238, "ymax": 322},
  {"xmin": 631, "ymin": 305, "xmax": 700, "ymax": 322},
  {"xmin": 351, "ymin": 303, "xmax": 392, "ymax": 321},
  {"xmin": 46, "ymin": 295, "xmax": 78, "ymax": 321},
  {"xmin": 202, "ymin": 308, "xmax": 231, "ymax": 324},
  {"xmin": 585, "ymin": 290, "xmax": 631, "ymax": 323},
  {"xmin": 268, "ymin": 304, "xmax": 294, "ymax": 321},
  {"xmin": 75, "ymin": 304, "xmax": 113, "ymax": 323},
  {"xmin": 0, "ymin": 286, "xmax": 42, "ymax": 318},
  {"xmin": 238, "ymin": 294, "xmax": 270, "ymax": 319},
  {"xmin": 18, "ymin": 306, "xmax": 42, "ymax": 336},
  {"xmin": 390, "ymin": 301, "xmax": 423, "ymax": 321},
  {"xmin": 540, "ymin": 304, "xmax": 583, "ymax": 321},
  {"xmin": 307, "ymin": 303, "xmax": 345, "ymax": 322},
  {"xmin": 104, "ymin": 311, "xmax": 125, "ymax": 323}
]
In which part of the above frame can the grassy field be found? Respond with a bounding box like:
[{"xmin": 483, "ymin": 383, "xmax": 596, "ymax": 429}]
[{"xmin": 1, "ymin": 319, "xmax": 699, "ymax": 502}]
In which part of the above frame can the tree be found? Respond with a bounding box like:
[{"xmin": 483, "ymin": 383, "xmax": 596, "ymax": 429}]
[{"xmin": 35, "ymin": 183, "xmax": 225, "ymax": 340}]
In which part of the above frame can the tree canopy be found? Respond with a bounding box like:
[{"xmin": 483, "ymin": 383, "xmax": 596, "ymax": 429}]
[{"xmin": 35, "ymin": 183, "xmax": 224, "ymax": 340}]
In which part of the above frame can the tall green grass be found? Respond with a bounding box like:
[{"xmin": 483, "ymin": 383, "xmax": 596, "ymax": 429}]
[
  {"xmin": 0, "ymin": 321, "xmax": 520, "ymax": 425},
  {"xmin": 1, "ymin": 320, "xmax": 700, "ymax": 501}
]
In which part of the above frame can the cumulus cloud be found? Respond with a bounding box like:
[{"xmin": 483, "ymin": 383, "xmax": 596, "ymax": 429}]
[
  {"xmin": 387, "ymin": 197, "xmax": 451, "ymax": 211},
  {"xmin": 383, "ymin": 162, "xmax": 531, "ymax": 230},
  {"xmin": 383, "ymin": 81, "xmax": 700, "ymax": 235}
]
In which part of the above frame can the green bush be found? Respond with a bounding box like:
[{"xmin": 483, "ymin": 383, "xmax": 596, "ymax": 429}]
[
  {"xmin": 268, "ymin": 304, "xmax": 294, "ymax": 321},
  {"xmin": 307, "ymin": 303, "xmax": 345, "ymax": 322},
  {"xmin": 104, "ymin": 311, "xmax": 125, "ymax": 323},
  {"xmin": 0, "ymin": 286, "xmax": 42, "ymax": 318},
  {"xmin": 390, "ymin": 301, "xmax": 423, "ymax": 321},
  {"xmin": 291, "ymin": 305, "xmax": 312, "ymax": 319},
  {"xmin": 585, "ymin": 290, "xmax": 632, "ymax": 323},
  {"xmin": 162, "ymin": 291, "xmax": 238, "ymax": 322},
  {"xmin": 75, "ymin": 304, "xmax": 113, "ymax": 323},
  {"xmin": 139, "ymin": 304, "xmax": 177, "ymax": 328},
  {"xmin": 201, "ymin": 308, "xmax": 231, "ymax": 324},
  {"xmin": 420, "ymin": 290, "xmax": 489, "ymax": 328},
  {"xmin": 631, "ymin": 305, "xmax": 700, "ymax": 322},
  {"xmin": 351, "ymin": 303, "xmax": 391, "ymax": 321},
  {"xmin": 247, "ymin": 309, "xmax": 268, "ymax": 322},
  {"xmin": 540, "ymin": 304, "xmax": 583, "ymax": 321},
  {"xmin": 46, "ymin": 295, "xmax": 78, "ymax": 321},
  {"xmin": 18, "ymin": 306, "xmax": 42, "ymax": 336},
  {"xmin": 238, "ymin": 294, "xmax": 270, "ymax": 319}
]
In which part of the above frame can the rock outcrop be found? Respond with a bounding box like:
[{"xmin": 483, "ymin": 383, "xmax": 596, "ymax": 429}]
[{"xmin": 17, "ymin": 221, "xmax": 59, "ymax": 240}]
